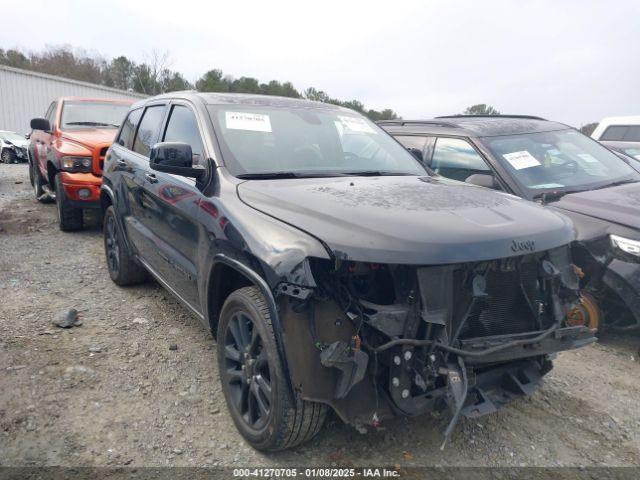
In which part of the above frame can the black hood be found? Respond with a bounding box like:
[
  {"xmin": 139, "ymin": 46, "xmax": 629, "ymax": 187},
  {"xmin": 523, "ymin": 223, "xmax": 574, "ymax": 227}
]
[
  {"xmin": 551, "ymin": 182, "xmax": 640, "ymax": 231},
  {"xmin": 237, "ymin": 176, "xmax": 575, "ymax": 264}
]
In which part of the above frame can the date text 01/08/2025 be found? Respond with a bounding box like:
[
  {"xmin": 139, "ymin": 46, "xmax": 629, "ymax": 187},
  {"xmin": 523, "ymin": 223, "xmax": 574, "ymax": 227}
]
[{"xmin": 232, "ymin": 468, "xmax": 400, "ymax": 478}]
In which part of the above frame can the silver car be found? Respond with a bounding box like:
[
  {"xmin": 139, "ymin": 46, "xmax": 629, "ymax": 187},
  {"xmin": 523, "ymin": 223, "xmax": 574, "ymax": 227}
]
[{"xmin": 0, "ymin": 130, "xmax": 29, "ymax": 163}]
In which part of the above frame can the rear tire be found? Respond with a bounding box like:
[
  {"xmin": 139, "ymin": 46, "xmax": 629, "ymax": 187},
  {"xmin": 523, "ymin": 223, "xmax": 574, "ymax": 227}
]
[
  {"xmin": 217, "ymin": 286, "xmax": 328, "ymax": 451},
  {"xmin": 28, "ymin": 157, "xmax": 34, "ymax": 186},
  {"xmin": 55, "ymin": 174, "xmax": 83, "ymax": 231},
  {"xmin": 32, "ymin": 160, "xmax": 46, "ymax": 201},
  {"xmin": 103, "ymin": 206, "xmax": 147, "ymax": 286}
]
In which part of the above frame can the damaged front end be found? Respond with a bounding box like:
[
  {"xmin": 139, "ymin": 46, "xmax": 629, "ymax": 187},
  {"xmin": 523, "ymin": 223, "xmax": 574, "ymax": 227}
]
[{"xmin": 278, "ymin": 246, "xmax": 596, "ymax": 445}]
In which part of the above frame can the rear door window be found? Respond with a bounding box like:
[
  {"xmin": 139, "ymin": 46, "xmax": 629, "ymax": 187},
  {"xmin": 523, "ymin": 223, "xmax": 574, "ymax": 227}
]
[
  {"xmin": 162, "ymin": 105, "xmax": 205, "ymax": 166},
  {"xmin": 117, "ymin": 108, "xmax": 143, "ymax": 150},
  {"xmin": 431, "ymin": 137, "xmax": 491, "ymax": 182},
  {"xmin": 132, "ymin": 105, "xmax": 166, "ymax": 157}
]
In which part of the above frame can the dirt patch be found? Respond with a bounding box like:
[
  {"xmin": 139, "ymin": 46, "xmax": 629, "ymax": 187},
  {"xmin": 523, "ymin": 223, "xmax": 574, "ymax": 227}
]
[{"xmin": 0, "ymin": 163, "xmax": 639, "ymax": 468}]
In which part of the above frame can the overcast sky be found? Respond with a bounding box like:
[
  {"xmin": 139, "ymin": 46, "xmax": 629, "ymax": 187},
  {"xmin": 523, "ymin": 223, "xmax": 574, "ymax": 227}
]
[{"xmin": 1, "ymin": 0, "xmax": 638, "ymax": 127}]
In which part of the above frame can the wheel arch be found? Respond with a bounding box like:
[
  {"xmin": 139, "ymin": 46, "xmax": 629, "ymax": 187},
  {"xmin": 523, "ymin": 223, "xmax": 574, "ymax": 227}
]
[
  {"xmin": 100, "ymin": 185, "xmax": 114, "ymax": 212},
  {"xmin": 46, "ymin": 160, "xmax": 58, "ymax": 186},
  {"xmin": 100, "ymin": 184, "xmax": 137, "ymax": 256},
  {"xmin": 206, "ymin": 254, "xmax": 295, "ymax": 401}
]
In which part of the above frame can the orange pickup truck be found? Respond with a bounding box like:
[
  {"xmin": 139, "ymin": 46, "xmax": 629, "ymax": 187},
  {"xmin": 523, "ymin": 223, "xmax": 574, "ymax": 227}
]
[{"xmin": 29, "ymin": 97, "xmax": 133, "ymax": 231}]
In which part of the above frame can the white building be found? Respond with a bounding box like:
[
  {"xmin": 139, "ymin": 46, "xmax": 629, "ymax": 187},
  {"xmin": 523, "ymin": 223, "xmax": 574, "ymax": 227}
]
[{"xmin": 0, "ymin": 65, "xmax": 145, "ymax": 134}]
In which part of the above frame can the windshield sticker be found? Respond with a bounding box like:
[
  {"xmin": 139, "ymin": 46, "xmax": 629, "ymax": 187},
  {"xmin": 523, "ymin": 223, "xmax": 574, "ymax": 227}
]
[
  {"xmin": 530, "ymin": 183, "xmax": 565, "ymax": 189},
  {"xmin": 577, "ymin": 153, "xmax": 599, "ymax": 163},
  {"xmin": 225, "ymin": 112, "xmax": 272, "ymax": 132},
  {"xmin": 547, "ymin": 148, "xmax": 561, "ymax": 155},
  {"xmin": 503, "ymin": 151, "xmax": 541, "ymax": 170},
  {"xmin": 338, "ymin": 116, "xmax": 377, "ymax": 134}
]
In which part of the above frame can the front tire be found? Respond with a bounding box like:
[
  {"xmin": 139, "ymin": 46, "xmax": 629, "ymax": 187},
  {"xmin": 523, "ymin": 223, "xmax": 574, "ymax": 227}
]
[
  {"xmin": 55, "ymin": 174, "xmax": 83, "ymax": 231},
  {"xmin": 103, "ymin": 206, "xmax": 147, "ymax": 286},
  {"xmin": 217, "ymin": 286, "xmax": 328, "ymax": 451}
]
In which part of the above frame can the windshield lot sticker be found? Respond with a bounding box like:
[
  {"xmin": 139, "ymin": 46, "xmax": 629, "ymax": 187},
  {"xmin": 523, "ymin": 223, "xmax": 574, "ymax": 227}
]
[
  {"xmin": 577, "ymin": 153, "xmax": 599, "ymax": 163},
  {"xmin": 503, "ymin": 151, "xmax": 541, "ymax": 170},
  {"xmin": 338, "ymin": 116, "xmax": 377, "ymax": 134},
  {"xmin": 225, "ymin": 112, "xmax": 272, "ymax": 132},
  {"xmin": 531, "ymin": 183, "xmax": 565, "ymax": 189}
]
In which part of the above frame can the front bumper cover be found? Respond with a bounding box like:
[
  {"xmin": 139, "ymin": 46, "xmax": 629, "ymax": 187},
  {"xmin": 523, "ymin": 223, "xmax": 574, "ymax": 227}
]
[{"xmin": 59, "ymin": 171, "xmax": 101, "ymax": 208}]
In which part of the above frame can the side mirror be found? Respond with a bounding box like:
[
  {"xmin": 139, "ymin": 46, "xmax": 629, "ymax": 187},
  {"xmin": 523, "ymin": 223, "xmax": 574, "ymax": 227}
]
[
  {"xmin": 406, "ymin": 147, "xmax": 423, "ymax": 161},
  {"xmin": 150, "ymin": 142, "xmax": 204, "ymax": 178},
  {"xmin": 466, "ymin": 173, "xmax": 499, "ymax": 189},
  {"xmin": 30, "ymin": 118, "xmax": 51, "ymax": 132}
]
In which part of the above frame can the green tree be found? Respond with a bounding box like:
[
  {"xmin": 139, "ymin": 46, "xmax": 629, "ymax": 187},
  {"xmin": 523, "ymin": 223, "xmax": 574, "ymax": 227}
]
[
  {"xmin": 280, "ymin": 81, "xmax": 301, "ymax": 98},
  {"xmin": 229, "ymin": 76, "xmax": 261, "ymax": 93},
  {"xmin": 304, "ymin": 87, "xmax": 330, "ymax": 103},
  {"xmin": 579, "ymin": 122, "xmax": 598, "ymax": 136},
  {"xmin": 195, "ymin": 69, "xmax": 229, "ymax": 92},
  {"xmin": 131, "ymin": 63, "xmax": 156, "ymax": 95},
  {"xmin": 366, "ymin": 108, "xmax": 399, "ymax": 121},
  {"xmin": 0, "ymin": 48, "xmax": 30, "ymax": 69},
  {"xmin": 463, "ymin": 104, "xmax": 500, "ymax": 115},
  {"xmin": 0, "ymin": 44, "xmax": 400, "ymax": 118},
  {"xmin": 106, "ymin": 56, "xmax": 135, "ymax": 90},
  {"xmin": 161, "ymin": 71, "xmax": 192, "ymax": 92}
]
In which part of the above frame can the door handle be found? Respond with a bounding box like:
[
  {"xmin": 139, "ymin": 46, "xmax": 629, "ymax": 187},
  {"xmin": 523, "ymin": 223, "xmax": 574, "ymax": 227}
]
[
  {"xmin": 116, "ymin": 159, "xmax": 127, "ymax": 167},
  {"xmin": 145, "ymin": 173, "xmax": 158, "ymax": 184}
]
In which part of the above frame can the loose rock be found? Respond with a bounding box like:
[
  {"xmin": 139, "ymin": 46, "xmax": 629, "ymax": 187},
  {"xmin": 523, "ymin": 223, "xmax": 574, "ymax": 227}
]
[{"xmin": 52, "ymin": 308, "xmax": 81, "ymax": 328}]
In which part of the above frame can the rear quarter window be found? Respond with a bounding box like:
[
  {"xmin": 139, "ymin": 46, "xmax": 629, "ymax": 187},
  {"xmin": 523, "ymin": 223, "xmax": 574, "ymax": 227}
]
[{"xmin": 117, "ymin": 108, "xmax": 143, "ymax": 150}]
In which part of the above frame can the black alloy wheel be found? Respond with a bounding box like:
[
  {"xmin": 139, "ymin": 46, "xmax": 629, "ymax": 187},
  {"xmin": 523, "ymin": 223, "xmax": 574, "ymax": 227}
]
[
  {"xmin": 217, "ymin": 286, "xmax": 328, "ymax": 451},
  {"xmin": 102, "ymin": 206, "xmax": 147, "ymax": 286},
  {"xmin": 223, "ymin": 310, "xmax": 273, "ymax": 431},
  {"xmin": 105, "ymin": 212, "xmax": 120, "ymax": 277}
]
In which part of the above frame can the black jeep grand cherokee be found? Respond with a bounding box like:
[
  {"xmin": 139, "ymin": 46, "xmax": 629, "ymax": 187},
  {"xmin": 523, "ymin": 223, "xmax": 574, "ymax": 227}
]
[{"xmin": 100, "ymin": 92, "xmax": 595, "ymax": 451}]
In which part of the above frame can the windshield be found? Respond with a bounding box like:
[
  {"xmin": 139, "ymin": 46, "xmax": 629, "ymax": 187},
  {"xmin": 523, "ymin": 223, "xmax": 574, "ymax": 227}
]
[
  {"xmin": 207, "ymin": 105, "xmax": 427, "ymax": 177},
  {"xmin": 0, "ymin": 132, "xmax": 26, "ymax": 143},
  {"xmin": 481, "ymin": 129, "xmax": 640, "ymax": 197},
  {"xmin": 619, "ymin": 146, "xmax": 640, "ymax": 160},
  {"xmin": 61, "ymin": 101, "xmax": 131, "ymax": 130}
]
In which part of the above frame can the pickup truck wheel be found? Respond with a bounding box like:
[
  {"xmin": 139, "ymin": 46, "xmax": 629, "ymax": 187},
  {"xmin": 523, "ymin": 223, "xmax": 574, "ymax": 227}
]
[
  {"xmin": 103, "ymin": 206, "xmax": 147, "ymax": 286},
  {"xmin": 217, "ymin": 286, "xmax": 328, "ymax": 451},
  {"xmin": 54, "ymin": 174, "xmax": 83, "ymax": 231},
  {"xmin": 32, "ymin": 160, "xmax": 46, "ymax": 201},
  {"xmin": 28, "ymin": 158, "xmax": 34, "ymax": 186}
]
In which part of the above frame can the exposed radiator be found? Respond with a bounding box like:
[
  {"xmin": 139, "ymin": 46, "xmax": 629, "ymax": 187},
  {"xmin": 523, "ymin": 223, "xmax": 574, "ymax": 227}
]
[{"xmin": 459, "ymin": 263, "xmax": 539, "ymax": 339}]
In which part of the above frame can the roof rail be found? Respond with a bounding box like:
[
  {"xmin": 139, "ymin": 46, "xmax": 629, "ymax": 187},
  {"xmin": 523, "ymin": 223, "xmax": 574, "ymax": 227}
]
[
  {"xmin": 435, "ymin": 114, "xmax": 547, "ymax": 120},
  {"xmin": 376, "ymin": 119, "xmax": 462, "ymax": 128}
]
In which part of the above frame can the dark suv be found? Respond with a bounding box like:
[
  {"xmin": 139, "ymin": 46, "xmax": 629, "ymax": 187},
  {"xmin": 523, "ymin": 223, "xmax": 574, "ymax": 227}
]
[
  {"xmin": 382, "ymin": 116, "xmax": 640, "ymax": 332},
  {"xmin": 101, "ymin": 94, "xmax": 594, "ymax": 451}
]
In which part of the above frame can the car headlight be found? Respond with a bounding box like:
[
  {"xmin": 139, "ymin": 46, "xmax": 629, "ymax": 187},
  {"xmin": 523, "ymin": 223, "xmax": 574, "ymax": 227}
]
[
  {"xmin": 61, "ymin": 156, "xmax": 92, "ymax": 172},
  {"xmin": 610, "ymin": 234, "xmax": 640, "ymax": 257}
]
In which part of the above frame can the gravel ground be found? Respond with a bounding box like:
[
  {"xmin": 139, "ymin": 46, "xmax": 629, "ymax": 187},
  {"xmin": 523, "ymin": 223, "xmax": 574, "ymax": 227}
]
[{"xmin": 1, "ymin": 162, "xmax": 639, "ymax": 468}]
